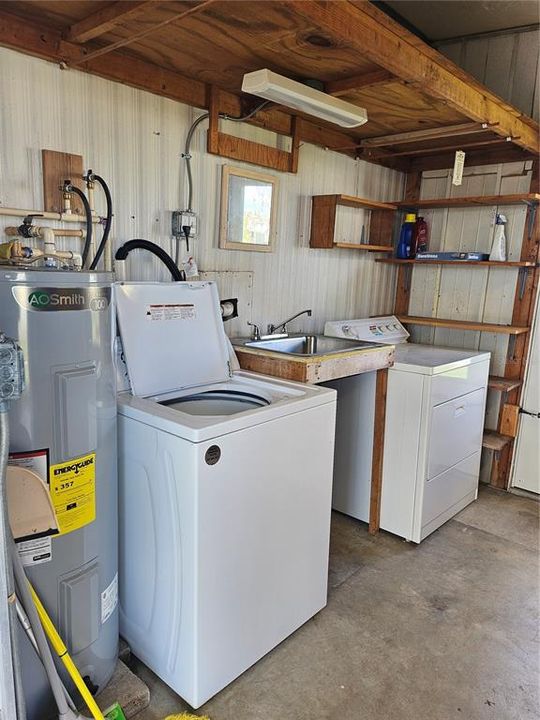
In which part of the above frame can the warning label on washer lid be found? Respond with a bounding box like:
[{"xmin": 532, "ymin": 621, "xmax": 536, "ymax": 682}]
[
  {"xmin": 145, "ymin": 304, "xmax": 196, "ymax": 321},
  {"xmin": 101, "ymin": 572, "xmax": 118, "ymax": 624},
  {"xmin": 17, "ymin": 537, "xmax": 52, "ymax": 567},
  {"xmin": 49, "ymin": 453, "xmax": 96, "ymax": 535}
]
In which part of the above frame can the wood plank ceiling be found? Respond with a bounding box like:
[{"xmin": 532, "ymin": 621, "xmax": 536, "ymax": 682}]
[{"xmin": 0, "ymin": 0, "xmax": 537, "ymax": 171}]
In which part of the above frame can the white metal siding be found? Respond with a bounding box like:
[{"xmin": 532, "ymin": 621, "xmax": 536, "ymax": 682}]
[
  {"xmin": 0, "ymin": 47, "xmax": 404, "ymax": 337},
  {"xmin": 438, "ymin": 28, "xmax": 540, "ymax": 121}
]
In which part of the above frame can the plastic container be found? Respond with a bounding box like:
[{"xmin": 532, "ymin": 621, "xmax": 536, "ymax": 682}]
[
  {"xmin": 415, "ymin": 216, "xmax": 429, "ymax": 254},
  {"xmin": 489, "ymin": 214, "xmax": 507, "ymax": 261},
  {"xmin": 396, "ymin": 213, "xmax": 416, "ymax": 259}
]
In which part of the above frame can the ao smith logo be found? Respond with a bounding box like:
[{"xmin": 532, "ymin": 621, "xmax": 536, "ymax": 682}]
[
  {"xmin": 13, "ymin": 286, "xmax": 111, "ymax": 312},
  {"xmin": 28, "ymin": 290, "xmax": 85, "ymax": 308},
  {"xmin": 54, "ymin": 457, "xmax": 94, "ymax": 476}
]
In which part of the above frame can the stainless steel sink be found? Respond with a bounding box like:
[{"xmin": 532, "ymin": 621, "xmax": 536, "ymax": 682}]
[{"xmin": 234, "ymin": 334, "xmax": 384, "ymax": 357}]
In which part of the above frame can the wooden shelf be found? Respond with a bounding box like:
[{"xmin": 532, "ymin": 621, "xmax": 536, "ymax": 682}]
[
  {"xmin": 376, "ymin": 258, "xmax": 536, "ymax": 268},
  {"xmin": 334, "ymin": 243, "xmax": 393, "ymax": 252},
  {"xmin": 321, "ymin": 194, "xmax": 397, "ymax": 211},
  {"xmin": 310, "ymin": 194, "xmax": 396, "ymax": 249},
  {"xmin": 398, "ymin": 315, "xmax": 529, "ymax": 335},
  {"xmin": 482, "ymin": 430, "xmax": 513, "ymax": 452},
  {"xmin": 488, "ymin": 376, "xmax": 522, "ymax": 393},
  {"xmin": 395, "ymin": 193, "xmax": 540, "ymax": 210}
]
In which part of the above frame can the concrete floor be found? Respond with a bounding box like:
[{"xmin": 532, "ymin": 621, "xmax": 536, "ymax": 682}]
[{"xmin": 128, "ymin": 486, "xmax": 539, "ymax": 720}]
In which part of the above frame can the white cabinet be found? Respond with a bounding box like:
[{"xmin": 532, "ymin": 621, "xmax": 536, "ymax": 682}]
[
  {"xmin": 326, "ymin": 340, "xmax": 490, "ymax": 543},
  {"xmin": 382, "ymin": 347, "xmax": 489, "ymax": 542}
]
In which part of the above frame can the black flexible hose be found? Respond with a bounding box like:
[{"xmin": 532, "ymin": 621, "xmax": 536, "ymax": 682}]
[
  {"xmin": 89, "ymin": 174, "xmax": 112, "ymax": 271},
  {"xmin": 115, "ymin": 239, "xmax": 185, "ymax": 281},
  {"xmin": 67, "ymin": 184, "xmax": 92, "ymax": 268}
]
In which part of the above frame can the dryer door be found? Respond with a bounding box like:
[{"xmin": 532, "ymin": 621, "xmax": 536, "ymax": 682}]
[{"xmin": 427, "ymin": 388, "xmax": 485, "ymax": 480}]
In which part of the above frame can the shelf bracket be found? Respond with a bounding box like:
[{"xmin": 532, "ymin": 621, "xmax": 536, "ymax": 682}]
[
  {"xmin": 523, "ymin": 199, "xmax": 538, "ymax": 239},
  {"xmin": 518, "ymin": 267, "xmax": 529, "ymax": 300},
  {"xmin": 403, "ymin": 265, "xmax": 413, "ymax": 292},
  {"xmin": 507, "ymin": 334, "xmax": 517, "ymax": 360}
]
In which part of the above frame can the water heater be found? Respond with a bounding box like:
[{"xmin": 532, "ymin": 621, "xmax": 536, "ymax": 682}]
[{"xmin": 0, "ymin": 268, "xmax": 118, "ymax": 719}]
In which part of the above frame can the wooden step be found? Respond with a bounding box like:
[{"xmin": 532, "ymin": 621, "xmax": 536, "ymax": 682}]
[
  {"xmin": 482, "ymin": 431, "xmax": 513, "ymax": 452},
  {"xmin": 488, "ymin": 376, "xmax": 522, "ymax": 393}
]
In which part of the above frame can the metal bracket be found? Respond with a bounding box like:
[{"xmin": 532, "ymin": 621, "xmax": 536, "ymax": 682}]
[
  {"xmin": 518, "ymin": 267, "xmax": 530, "ymax": 300},
  {"xmin": 520, "ymin": 407, "xmax": 540, "ymax": 419},
  {"xmin": 507, "ymin": 334, "xmax": 517, "ymax": 360},
  {"xmin": 523, "ymin": 199, "xmax": 538, "ymax": 239},
  {"xmin": 403, "ymin": 265, "xmax": 413, "ymax": 293}
]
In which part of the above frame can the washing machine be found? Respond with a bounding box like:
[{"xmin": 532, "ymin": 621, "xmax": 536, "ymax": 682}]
[
  {"xmin": 324, "ymin": 316, "xmax": 490, "ymax": 543},
  {"xmin": 115, "ymin": 281, "xmax": 337, "ymax": 708}
]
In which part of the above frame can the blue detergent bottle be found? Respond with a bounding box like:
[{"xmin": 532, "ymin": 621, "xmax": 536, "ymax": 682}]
[{"xmin": 396, "ymin": 213, "xmax": 416, "ymax": 258}]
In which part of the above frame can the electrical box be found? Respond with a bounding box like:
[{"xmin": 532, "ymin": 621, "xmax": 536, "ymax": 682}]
[
  {"xmin": 172, "ymin": 210, "xmax": 198, "ymax": 239},
  {"xmin": 0, "ymin": 333, "xmax": 25, "ymax": 404}
]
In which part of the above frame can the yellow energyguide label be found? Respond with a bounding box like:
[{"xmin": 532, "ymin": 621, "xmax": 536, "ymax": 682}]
[{"xmin": 49, "ymin": 452, "xmax": 96, "ymax": 535}]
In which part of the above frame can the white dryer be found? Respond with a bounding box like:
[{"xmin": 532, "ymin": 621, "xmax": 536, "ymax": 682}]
[
  {"xmin": 115, "ymin": 281, "xmax": 336, "ymax": 708},
  {"xmin": 324, "ymin": 317, "xmax": 490, "ymax": 543}
]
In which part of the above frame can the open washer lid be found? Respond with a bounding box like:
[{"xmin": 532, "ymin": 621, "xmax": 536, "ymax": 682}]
[{"xmin": 115, "ymin": 281, "xmax": 231, "ymax": 397}]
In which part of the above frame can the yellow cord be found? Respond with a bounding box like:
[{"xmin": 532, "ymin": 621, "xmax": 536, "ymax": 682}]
[{"xmin": 29, "ymin": 584, "xmax": 105, "ymax": 720}]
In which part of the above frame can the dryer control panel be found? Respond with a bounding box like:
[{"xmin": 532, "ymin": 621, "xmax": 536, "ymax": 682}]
[{"xmin": 324, "ymin": 315, "xmax": 409, "ymax": 345}]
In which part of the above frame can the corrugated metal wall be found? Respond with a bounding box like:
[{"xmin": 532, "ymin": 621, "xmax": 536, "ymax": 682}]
[
  {"xmin": 0, "ymin": 47, "xmax": 404, "ymax": 337},
  {"xmin": 0, "ymin": 45, "xmax": 535, "ymax": 485},
  {"xmin": 437, "ymin": 27, "xmax": 539, "ymax": 121}
]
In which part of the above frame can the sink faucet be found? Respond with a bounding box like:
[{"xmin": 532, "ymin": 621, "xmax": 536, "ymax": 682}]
[
  {"xmin": 247, "ymin": 321, "xmax": 261, "ymax": 340},
  {"xmin": 268, "ymin": 309, "xmax": 312, "ymax": 335}
]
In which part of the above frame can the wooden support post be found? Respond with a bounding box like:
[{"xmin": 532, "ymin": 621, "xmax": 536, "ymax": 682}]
[
  {"xmin": 492, "ymin": 161, "xmax": 540, "ymax": 487},
  {"xmin": 369, "ymin": 368, "xmax": 388, "ymax": 535},
  {"xmin": 289, "ymin": 117, "xmax": 301, "ymax": 174},
  {"xmin": 393, "ymin": 171, "xmax": 421, "ymax": 315}
]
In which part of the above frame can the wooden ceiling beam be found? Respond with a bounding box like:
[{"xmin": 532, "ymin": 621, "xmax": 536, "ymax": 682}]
[
  {"xmin": 370, "ymin": 137, "xmax": 513, "ymax": 160},
  {"xmin": 71, "ymin": 0, "xmax": 218, "ymax": 66},
  {"xmin": 409, "ymin": 146, "xmax": 532, "ymax": 172},
  {"xmin": 0, "ymin": 10, "xmax": 407, "ymax": 171},
  {"xmin": 289, "ymin": 0, "xmax": 539, "ymax": 154},
  {"xmin": 325, "ymin": 69, "xmax": 395, "ymax": 96},
  {"xmin": 65, "ymin": 1, "xmax": 155, "ymax": 43},
  {"xmin": 361, "ymin": 122, "xmax": 489, "ymax": 148}
]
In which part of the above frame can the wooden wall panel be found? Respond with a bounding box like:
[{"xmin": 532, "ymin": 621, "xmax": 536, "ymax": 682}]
[{"xmin": 42, "ymin": 150, "xmax": 84, "ymax": 214}]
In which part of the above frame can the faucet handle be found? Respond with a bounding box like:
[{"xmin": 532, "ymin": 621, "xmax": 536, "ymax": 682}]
[{"xmin": 247, "ymin": 321, "xmax": 261, "ymax": 340}]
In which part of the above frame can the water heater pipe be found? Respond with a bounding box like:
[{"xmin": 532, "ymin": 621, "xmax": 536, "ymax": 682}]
[
  {"xmin": 3, "ymin": 240, "xmax": 82, "ymax": 270},
  {"xmin": 0, "ymin": 207, "xmax": 101, "ymax": 224},
  {"xmin": 5, "ymin": 226, "xmax": 85, "ymax": 239}
]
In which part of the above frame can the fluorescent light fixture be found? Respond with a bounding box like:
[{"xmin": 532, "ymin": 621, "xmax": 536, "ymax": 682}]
[{"xmin": 242, "ymin": 69, "xmax": 368, "ymax": 129}]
